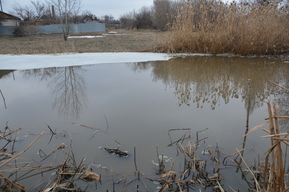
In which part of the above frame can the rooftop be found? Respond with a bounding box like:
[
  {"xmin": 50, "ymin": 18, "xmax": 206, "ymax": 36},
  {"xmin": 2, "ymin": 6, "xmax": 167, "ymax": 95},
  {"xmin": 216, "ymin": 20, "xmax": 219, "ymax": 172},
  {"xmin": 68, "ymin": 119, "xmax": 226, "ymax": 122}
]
[{"xmin": 0, "ymin": 11, "xmax": 21, "ymax": 20}]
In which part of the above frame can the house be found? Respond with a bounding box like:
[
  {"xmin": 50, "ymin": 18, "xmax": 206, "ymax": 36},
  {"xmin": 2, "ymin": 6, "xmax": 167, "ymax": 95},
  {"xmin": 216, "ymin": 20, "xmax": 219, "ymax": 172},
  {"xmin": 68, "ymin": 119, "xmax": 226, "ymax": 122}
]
[
  {"xmin": 0, "ymin": 11, "xmax": 21, "ymax": 26},
  {"xmin": 82, "ymin": 14, "xmax": 98, "ymax": 23}
]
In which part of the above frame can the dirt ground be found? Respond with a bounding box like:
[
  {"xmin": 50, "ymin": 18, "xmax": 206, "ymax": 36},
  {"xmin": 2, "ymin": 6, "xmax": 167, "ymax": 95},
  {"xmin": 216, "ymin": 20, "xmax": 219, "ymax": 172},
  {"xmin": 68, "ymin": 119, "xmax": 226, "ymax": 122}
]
[{"xmin": 0, "ymin": 29, "xmax": 166, "ymax": 54}]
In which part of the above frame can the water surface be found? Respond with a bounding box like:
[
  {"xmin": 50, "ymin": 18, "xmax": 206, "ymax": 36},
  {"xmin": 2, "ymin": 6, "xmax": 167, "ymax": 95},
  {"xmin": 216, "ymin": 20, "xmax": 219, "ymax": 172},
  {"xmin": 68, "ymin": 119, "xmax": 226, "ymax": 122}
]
[{"xmin": 0, "ymin": 56, "xmax": 288, "ymax": 191}]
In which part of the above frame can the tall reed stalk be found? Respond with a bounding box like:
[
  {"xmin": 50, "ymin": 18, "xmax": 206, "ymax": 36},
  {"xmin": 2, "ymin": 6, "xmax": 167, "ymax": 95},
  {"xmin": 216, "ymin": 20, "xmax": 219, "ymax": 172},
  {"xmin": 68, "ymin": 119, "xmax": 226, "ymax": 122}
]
[
  {"xmin": 262, "ymin": 102, "xmax": 285, "ymax": 191},
  {"xmin": 241, "ymin": 100, "xmax": 289, "ymax": 191}
]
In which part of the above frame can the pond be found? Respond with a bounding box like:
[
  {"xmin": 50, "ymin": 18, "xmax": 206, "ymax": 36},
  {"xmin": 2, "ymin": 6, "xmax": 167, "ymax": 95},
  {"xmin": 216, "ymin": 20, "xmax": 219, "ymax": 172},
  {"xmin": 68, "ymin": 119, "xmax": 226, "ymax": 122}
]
[{"xmin": 0, "ymin": 55, "xmax": 288, "ymax": 191}]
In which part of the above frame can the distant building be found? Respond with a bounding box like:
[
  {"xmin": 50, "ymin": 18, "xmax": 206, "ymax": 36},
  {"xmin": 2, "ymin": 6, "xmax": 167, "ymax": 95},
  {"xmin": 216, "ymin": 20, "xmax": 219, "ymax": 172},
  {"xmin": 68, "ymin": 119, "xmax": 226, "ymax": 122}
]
[
  {"xmin": 0, "ymin": 11, "xmax": 21, "ymax": 26},
  {"xmin": 0, "ymin": 11, "xmax": 105, "ymax": 36},
  {"xmin": 82, "ymin": 14, "xmax": 98, "ymax": 23}
]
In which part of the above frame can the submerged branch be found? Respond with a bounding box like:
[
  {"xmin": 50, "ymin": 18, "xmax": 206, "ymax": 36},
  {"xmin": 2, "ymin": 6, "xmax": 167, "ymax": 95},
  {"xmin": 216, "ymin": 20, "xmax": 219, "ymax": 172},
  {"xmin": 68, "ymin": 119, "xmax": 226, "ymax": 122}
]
[
  {"xmin": 0, "ymin": 89, "xmax": 7, "ymax": 109},
  {"xmin": 269, "ymin": 80, "xmax": 289, "ymax": 92}
]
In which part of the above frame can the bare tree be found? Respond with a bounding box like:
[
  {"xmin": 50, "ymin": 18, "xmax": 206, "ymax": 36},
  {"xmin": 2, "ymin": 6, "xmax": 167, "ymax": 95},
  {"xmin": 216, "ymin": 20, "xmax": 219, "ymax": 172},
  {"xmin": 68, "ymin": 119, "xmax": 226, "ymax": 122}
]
[
  {"xmin": 31, "ymin": 1, "xmax": 45, "ymax": 18},
  {"xmin": 11, "ymin": 1, "xmax": 55, "ymax": 25},
  {"xmin": 119, "ymin": 0, "xmax": 180, "ymax": 31},
  {"xmin": 47, "ymin": 0, "xmax": 81, "ymax": 41},
  {"xmin": 12, "ymin": 3, "xmax": 35, "ymax": 21},
  {"xmin": 102, "ymin": 14, "xmax": 114, "ymax": 23},
  {"xmin": 120, "ymin": 12, "xmax": 135, "ymax": 29},
  {"xmin": 134, "ymin": 6, "xmax": 153, "ymax": 29}
]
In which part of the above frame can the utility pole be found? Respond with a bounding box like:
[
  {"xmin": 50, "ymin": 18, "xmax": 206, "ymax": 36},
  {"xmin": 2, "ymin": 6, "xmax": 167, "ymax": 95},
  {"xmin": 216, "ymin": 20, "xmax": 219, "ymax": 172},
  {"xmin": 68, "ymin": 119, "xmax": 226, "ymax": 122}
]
[{"xmin": 0, "ymin": 0, "xmax": 3, "ymax": 12}]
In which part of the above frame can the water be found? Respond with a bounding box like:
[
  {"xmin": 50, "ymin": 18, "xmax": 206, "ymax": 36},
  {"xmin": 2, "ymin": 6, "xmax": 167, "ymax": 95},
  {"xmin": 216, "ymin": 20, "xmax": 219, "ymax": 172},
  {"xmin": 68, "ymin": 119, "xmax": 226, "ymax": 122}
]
[{"xmin": 0, "ymin": 56, "xmax": 288, "ymax": 191}]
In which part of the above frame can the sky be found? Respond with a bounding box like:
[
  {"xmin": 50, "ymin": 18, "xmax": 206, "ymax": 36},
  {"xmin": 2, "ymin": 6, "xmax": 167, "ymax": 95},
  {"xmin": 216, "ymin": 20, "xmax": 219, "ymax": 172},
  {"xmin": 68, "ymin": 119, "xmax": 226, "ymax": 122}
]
[{"xmin": 1, "ymin": 0, "xmax": 155, "ymax": 19}]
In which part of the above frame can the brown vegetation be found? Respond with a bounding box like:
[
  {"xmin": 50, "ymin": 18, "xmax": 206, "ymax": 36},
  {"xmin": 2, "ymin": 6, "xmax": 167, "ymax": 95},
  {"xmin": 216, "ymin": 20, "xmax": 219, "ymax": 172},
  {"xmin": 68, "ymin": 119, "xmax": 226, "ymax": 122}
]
[
  {"xmin": 159, "ymin": 0, "xmax": 289, "ymax": 55},
  {"xmin": 0, "ymin": 29, "xmax": 165, "ymax": 54},
  {"xmin": 5, "ymin": 0, "xmax": 289, "ymax": 56}
]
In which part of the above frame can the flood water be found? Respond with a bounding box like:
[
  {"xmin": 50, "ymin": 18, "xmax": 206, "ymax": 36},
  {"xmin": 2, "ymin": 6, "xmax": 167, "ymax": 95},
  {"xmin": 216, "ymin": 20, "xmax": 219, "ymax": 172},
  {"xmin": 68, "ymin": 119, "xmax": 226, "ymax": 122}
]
[{"xmin": 0, "ymin": 55, "xmax": 288, "ymax": 191}]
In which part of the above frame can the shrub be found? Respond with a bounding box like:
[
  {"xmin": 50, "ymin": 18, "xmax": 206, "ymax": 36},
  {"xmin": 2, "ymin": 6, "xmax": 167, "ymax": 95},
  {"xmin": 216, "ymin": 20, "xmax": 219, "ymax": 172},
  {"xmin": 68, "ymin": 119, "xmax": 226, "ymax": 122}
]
[{"xmin": 13, "ymin": 26, "xmax": 25, "ymax": 36}]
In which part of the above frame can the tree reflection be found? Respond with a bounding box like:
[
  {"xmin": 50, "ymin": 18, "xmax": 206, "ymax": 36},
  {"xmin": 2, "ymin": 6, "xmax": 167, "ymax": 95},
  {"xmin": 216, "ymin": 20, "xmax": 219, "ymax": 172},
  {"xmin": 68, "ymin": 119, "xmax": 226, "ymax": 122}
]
[
  {"xmin": 22, "ymin": 66, "xmax": 87, "ymax": 118},
  {"xmin": 22, "ymin": 68, "xmax": 58, "ymax": 81},
  {"xmin": 49, "ymin": 67, "xmax": 87, "ymax": 118},
  {"xmin": 130, "ymin": 56, "xmax": 289, "ymax": 114}
]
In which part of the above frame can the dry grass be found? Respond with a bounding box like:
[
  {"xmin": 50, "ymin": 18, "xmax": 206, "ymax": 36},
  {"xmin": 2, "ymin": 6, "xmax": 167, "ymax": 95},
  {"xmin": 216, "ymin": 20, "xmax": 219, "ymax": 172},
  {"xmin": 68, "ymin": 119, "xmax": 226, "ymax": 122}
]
[
  {"xmin": 159, "ymin": 0, "xmax": 289, "ymax": 55},
  {"xmin": 0, "ymin": 29, "xmax": 165, "ymax": 54}
]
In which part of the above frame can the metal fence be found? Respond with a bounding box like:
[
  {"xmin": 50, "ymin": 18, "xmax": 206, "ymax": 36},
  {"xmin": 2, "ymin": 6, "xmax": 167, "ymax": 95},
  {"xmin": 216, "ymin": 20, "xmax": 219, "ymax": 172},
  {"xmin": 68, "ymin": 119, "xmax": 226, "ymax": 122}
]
[{"xmin": 0, "ymin": 22, "xmax": 106, "ymax": 36}]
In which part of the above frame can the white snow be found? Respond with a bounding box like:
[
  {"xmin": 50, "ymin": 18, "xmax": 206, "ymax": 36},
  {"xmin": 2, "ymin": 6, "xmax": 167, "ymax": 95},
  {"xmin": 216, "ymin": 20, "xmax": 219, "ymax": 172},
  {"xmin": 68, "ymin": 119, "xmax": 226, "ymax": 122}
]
[
  {"xmin": 0, "ymin": 52, "xmax": 174, "ymax": 70},
  {"xmin": 68, "ymin": 35, "xmax": 104, "ymax": 38},
  {"xmin": 68, "ymin": 31, "xmax": 126, "ymax": 39}
]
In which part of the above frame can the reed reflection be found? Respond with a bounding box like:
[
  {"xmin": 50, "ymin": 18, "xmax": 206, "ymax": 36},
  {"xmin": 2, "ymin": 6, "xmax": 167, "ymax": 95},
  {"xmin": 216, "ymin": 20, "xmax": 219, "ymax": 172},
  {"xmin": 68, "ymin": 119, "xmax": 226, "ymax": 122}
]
[
  {"xmin": 0, "ymin": 70, "xmax": 14, "ymax": 80},
  {"xmin": 131, "ymin": 56, "xmax": 289, "ymax": 114},
  {"xmin": 22, "ymin": 66, "xmax": 87, "ymax": 118}
]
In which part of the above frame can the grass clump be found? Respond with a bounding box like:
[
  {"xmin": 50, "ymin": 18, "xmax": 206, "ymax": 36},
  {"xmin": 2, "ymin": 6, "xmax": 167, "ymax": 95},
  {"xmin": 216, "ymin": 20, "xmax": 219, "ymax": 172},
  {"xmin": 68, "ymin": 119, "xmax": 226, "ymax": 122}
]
[{"xmin": 160, "ymin": 0, "xmax": 289, "ymax": 55}]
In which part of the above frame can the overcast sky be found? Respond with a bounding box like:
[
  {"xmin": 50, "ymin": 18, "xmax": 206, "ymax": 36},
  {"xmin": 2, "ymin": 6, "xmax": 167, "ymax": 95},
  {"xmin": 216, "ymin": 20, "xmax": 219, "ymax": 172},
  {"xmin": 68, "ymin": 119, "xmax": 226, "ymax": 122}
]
[{"xmin": 1, "ymin": 0, "xmax": 155, "ymax": 19}]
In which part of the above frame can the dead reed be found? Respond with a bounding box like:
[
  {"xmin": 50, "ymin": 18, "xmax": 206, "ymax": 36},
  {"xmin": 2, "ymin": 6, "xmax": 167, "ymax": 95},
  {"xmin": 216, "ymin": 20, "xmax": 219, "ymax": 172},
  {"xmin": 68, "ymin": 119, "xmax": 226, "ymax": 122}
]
[
  {"xmin": 0, "ymin": 124, "xmax": 94, "ymax": 191},
  {"xmin": 241, "ymin": 82, "xmax": 289, "ymax": 191},
  {"xmin": 41, "ymin": 150, "xmax": 100, "ymax": 191},
  {"xmin": 0, "ymin": 126, "xmax": 58, "ymax": 191},
  {"xmin": 160, "ymin": 0, "xmax": 289, "ymax": 55},
  {"xmin": 223, "ymin": 98, "xmax": 289, "ymax": 191},
  {"xmin": 153, "ymin": 128, "xmax": 224, "ymax": 191}
]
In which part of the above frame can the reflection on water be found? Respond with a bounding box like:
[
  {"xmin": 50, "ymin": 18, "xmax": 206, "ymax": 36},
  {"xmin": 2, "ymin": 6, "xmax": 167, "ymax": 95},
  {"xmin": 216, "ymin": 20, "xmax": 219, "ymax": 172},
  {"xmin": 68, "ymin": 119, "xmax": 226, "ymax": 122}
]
[
  {"xmin": 21, "ymin": 67, "xmax": 87, "ymax": 117},
  {"xmin": 50, "ymin": 67, "xmax": 87, "ymax": 118},
  {"xmin": 0, "ymin": 70, "xmax": 14, "ymax": 79},
  {"xmin": 4, "ymin": 56, "xmax": 286, "ymax": 119},
  {"xmin": 0, "ymin": 56, "xmax": 288, "ymax": 190},
  {"xmin": 131, "ymin": 56, "xmax": 289, "ymax": 114}
]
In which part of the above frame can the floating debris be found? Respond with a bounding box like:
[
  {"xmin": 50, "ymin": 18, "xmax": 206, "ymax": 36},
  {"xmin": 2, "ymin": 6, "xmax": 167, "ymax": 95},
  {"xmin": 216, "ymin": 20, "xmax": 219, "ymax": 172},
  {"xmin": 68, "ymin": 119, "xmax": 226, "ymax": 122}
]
[
  {"xmin": 104, "ymin": 148, "xmax": 128, "ymax": 157},
  {"xmin": 57, "ymin": 143, "xmax": 66, "ymax": 149},
  {"xmin": 82, "ymin": 171, "xmax": 100, "ymax": 181}
]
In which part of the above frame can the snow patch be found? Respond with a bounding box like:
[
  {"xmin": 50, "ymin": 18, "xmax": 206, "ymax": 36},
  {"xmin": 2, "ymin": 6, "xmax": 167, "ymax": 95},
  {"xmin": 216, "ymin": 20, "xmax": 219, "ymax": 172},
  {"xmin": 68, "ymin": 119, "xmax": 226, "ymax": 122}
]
[
  {"xmin": 68, "ymin": 35, "xmax": 104, "ymax": 38},
  {"xmin": 0, "ymin": 52, "xmax": 173, "ymax": 70}
]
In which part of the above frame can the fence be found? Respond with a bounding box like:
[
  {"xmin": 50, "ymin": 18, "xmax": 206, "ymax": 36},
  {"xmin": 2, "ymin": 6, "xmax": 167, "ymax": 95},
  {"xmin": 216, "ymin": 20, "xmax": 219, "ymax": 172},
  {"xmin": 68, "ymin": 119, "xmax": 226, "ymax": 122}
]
[{"xmin": 0, "ymin": 22, "xmax": 106, "ymax": 36}]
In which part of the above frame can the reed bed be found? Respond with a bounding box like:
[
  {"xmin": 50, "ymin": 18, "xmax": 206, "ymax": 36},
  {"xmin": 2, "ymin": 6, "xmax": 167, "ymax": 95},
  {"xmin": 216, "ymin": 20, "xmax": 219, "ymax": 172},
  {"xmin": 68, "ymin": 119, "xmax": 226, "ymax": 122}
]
[{"xmin": 160, "ymin": 0, "xmax": 289, "ymax": 55}]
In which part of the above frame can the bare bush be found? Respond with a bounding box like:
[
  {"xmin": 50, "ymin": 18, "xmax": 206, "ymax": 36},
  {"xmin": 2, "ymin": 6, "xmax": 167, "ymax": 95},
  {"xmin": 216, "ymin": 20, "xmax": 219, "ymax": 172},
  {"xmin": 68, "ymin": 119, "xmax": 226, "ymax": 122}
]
[
  {"xmin": 120, "ymin": 7, "xmax": 154, "ymax": 30},
  {"xmin": 12, "ymin": 26, "xmax": 25, "ymax": 36},
  {"xmin": 134, "ymin": 6, "xmax": 154, "ymax": 29},
  {"xmin": 120, "ymin": 12, "xmax": 135, "ymax": 29}
]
